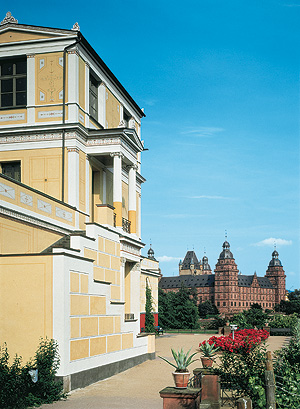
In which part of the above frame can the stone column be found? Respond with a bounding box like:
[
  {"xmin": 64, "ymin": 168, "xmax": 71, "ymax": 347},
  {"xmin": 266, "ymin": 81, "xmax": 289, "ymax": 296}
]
[
  {"xmin": 26, "ymin": 54, "xmax": 35, "ymax": 124},
  {"xmin": 111, "ymin": 152, "xmax": 123, "ymax": 227},
  {"xmin": 67, "ymin": 147, "xmax": 80, "ymax": 208},
  {"xmin": 128, "ymin": 164, "xmax": 137, "ymax": 234}
]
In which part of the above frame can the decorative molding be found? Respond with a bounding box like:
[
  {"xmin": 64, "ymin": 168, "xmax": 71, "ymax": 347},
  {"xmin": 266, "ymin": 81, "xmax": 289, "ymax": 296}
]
[
  {"xmin": 38, "ymin": 110, "xmax": 62, "ymax": 119},
  {"xmin": 0, "ymin": 132, "xmax": 62, "ymax": 144},
  {"xmin": 55, "ymin": 207, "xmax": 72, "ymax": 222},
  {"xmin": 110, "ymin": 152, "xmax": 124, "ymax": 159},
  {"xmin": 118, "ymin": 119, "xmax": 126, "ymax": 128},
  {"xmin": 0, "ymin": 113, "xmax": 25, "ymax": 122},
  {"xmin": 1, "ymin": 12, "xmax": 18, "ymax": 25},
  {"xmin": 20, "ymin": 192, "xmax": 33, "ymax": 207},
  {"xmin": 59, "ymin": 57, "xmax": 63, "ymax": 67},
  {"xmin": 27, "ymin": 55, "xmax": 35, "ymax": 59},
  {"xmin": 126, "ymin": 164, "xmax": 138, "ymax": 171},
  {"xmin": 0, "ymin": 182, "xmax": 15, "ymax": 200},
  {"xmin": 79, "ymin": 113, "xmax": 85, "ymax": 123},
  {"xmin": 67, "ymin": 147, "xmax": 80, "ymax": 153},
  {"xmin": 121, "ymin": 257, "xmax": 126, "ymax": 267},
  {"xmin": 121, "ymin": 242, "xmax": 140, "ymax": 256},
  {"xmin": 0, "ymin": 205, "xmax": 71, "ymax": 235},
  {"xmin": 87, "ymin": 137, "xmax": 121, "ymax": 146},
  {"xmin": 39, "ymin": 59, "xmax": 45, "ymax": 69},
  {"xmin": 72, "ymin": 22, "xmax": 80, "ymax": 31},
  {"xmin": 37, "ymin": 199, "xmax": 52, "ymax": 214}
]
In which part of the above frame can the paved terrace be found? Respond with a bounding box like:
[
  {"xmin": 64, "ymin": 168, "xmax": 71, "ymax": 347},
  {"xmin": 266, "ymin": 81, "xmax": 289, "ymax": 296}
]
[{"xmin": 41, "ymin": 334, "xmax": 288, "ymax": 409}]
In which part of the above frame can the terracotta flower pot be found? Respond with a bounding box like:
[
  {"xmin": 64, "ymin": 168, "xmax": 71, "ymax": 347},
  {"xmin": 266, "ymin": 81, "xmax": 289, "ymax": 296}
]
[
  {"xmin": 201, "ymin": 357, "xmax": 213, "ymax": 367},
  {"xmin": 172, "ymin": 371, "xmax": 190, "ymax": 388}
]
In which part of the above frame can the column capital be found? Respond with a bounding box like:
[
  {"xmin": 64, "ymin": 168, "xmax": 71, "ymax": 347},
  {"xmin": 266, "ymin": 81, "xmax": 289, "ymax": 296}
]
[
  {"xmin": 126, "ymin": 164, "xmax": 138, "ymax": 171},
  {"xmin": 110, "ymin": 152, "xmax": 124, "ymax": 159}
]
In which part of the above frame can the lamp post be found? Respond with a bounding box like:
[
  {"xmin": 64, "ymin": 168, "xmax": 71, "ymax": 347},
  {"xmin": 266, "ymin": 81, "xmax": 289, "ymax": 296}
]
[{"xmin": 230, "ymin": 324, "xmax": 238, "ymax": 340}]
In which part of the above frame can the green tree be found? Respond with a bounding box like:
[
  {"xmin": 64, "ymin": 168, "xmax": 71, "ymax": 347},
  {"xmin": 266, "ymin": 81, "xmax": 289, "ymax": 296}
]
[
  {"xmin": 288, "ymin": 289, "xmax": 300, "ymax": 301},
  {"xmin": 145, "ymin": 282, "xmax": 155, "ymax": 333},
  {"xmin": 158, "ymin": 285, "xmax": 199, "ymax": 329},
  {"xmin": 231, "ymin": 308, "xmax": 269, "ymax": 329},
  {"xmin": 275, "ymin": 299, "xmax": 300, "ymax": 315},
  {"xmin": 198, "ymin": 300, "xmax": 219, "ymax": 318}
]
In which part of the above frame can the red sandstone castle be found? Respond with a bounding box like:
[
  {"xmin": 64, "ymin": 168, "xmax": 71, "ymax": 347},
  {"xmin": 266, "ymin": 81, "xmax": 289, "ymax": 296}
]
[{"xmin": 159, "ymin": 240, "xmax": 286, "ymax": 313}]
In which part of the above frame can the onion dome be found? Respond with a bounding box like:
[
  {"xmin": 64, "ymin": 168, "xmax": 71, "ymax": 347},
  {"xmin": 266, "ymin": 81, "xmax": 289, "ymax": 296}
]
[
  {"xmin": 202, "ymin": 255, "xmax": 211, "ymax": 271},
  {"xmin": 219, "ymin": 240, "xmax": 234, "ymax": 260},
  {"xmin": 147, "ymin": 244, "xmax": 156, "ymax": 260},
  {"xmin": 269, "ymin": 249, "xmax": 282, "ymax": 267}
]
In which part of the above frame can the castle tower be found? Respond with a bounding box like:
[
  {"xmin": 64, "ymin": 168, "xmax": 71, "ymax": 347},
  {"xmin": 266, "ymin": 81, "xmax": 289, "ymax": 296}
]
[
  {"xmin": 202, "ymin": 254, "xmax": 212, "ymax": 274},
  {"xmin": 179, "ymin": 250, "xmax": 203, "ymax": 275},
  {"xmin": 265, "ymin": 250, "xmax": 286, "ymax": 305},
  {"xmin": 214, "ymin": 240, "xmax": 239, "ymax": 313}
]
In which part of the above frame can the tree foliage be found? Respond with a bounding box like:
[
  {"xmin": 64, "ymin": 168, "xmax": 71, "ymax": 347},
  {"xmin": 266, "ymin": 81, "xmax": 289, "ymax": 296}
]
[
  {"xmin": 145, "ymin": 282, "xmax": 155, "ymax": 333},
  {"xmin": 288, "ymin": 289, "xmax": 300, "ymax": 301},
  {"xmin": 231, "ymin": 306, "xmax": 270, "ymax": 329},
  {"xmin": 158, "ymin": 285, "xmax": 199, "ymax": 329},
  {"xmin": 198, "ymin": 300, "xmax": 219, "ymax": 318},
  {"xmin": 0, "ymin": 338, "xmax": 64, "ymax": 409},
  {"xmin": 275, "ymin": 299, "xmax": 300, "ymax": 315}
]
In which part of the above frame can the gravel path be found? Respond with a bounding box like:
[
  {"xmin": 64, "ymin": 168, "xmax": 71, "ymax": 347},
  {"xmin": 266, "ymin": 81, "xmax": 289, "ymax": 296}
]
[{"xmin": 40, "ymin": 334, "xmax": 288, "ymax": 409}]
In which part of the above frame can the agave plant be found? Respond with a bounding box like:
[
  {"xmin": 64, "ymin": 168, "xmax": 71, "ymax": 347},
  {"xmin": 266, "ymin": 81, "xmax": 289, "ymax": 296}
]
[
  {"xmin": 159, "ymin": 347, "xmax": 198, "ymax": 372},
  {"xmin": 199, "ymin": 341, "xmax": 220, "ymax": 358}
]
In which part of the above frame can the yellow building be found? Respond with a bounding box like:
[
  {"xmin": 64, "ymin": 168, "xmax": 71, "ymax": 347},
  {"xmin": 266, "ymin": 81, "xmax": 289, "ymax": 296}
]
[{"xmin": 0, "ymin": 12, "xmax": 158, "ymax": 391}]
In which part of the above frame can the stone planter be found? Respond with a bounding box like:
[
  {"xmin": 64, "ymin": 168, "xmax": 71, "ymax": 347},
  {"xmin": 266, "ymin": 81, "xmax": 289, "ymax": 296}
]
[
  {"xmin": 172, "ymin": 371, "xmax": 190, "ymax": 388},
  {"xmin": 201, "ymin": 357, "xmax": 213, "ymax": 367}
]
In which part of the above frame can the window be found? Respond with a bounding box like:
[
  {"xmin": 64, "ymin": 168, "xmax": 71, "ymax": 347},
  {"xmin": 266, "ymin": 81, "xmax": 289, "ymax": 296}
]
[
  {"xmin": 1, "ymin": 161, "xmax": 21, "ymax": 182},
  {"xmin": 89, "ymin": 73, "xmax": 98, "ymax": 121},
  {"xmin": 217, "ymin": 301, "xmax": 220, "ymax": 306},
  {"xmin": 0, "ymin": 58, "xmax": 26, "ymax": 108}
]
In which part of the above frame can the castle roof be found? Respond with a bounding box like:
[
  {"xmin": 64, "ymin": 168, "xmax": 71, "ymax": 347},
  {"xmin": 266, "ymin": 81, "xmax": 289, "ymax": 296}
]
[
  {"xmin": 218, "ymin": 240, "xmax": 234, "ymax": 260},
  {"xmin": 159, "ymin": 273, "xmax": 274, "ymax": 289},
  {"xmin": 180, "ymin": 251, "xmax": 201, "ymax": 269},
  {"xmin": 238, "ymin": 275, "xmax": 273, "ymax": 288},
  {"xmin": 159, "ymin": 274, "xmax": 214, "ymax": 289},
  {"xmin": 268, "ymin": 250, "xmax": 282, "ymax": 267}
]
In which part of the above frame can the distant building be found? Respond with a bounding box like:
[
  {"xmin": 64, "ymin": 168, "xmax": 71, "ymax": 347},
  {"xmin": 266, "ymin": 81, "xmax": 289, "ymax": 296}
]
[{"xmin": 159, "ymin": 241, "xmax": 286, "ymax": 314}]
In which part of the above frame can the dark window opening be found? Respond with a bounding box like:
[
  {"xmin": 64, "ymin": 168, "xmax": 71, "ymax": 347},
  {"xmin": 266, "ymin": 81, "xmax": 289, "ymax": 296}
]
[
  {"xmin": 1, "ymin": 161, "xmax": 21, "ymax": 182},
  {"xmin": 0, "ymin": 58, "xmax": 27, "ymax": 108},
  {"xmin": 89, "ymin": 73, "xmax": 99, "ymax": 122}
]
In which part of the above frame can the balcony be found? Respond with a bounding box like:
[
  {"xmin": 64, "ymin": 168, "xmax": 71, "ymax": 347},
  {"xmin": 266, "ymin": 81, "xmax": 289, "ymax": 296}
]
[
  {"xmin": 122, "ymin": 217, "xmax": 131, "ymax": 233},
  {"xmin": 95, "ymin": 204, "xmax": 115, "ymax": 226}
]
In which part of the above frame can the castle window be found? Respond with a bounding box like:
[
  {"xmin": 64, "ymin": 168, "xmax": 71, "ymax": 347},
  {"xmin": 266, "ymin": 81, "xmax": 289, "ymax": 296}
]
[
  {"xmin": 0, "ymin": 161, "xmax": 21, "ymax": 182},
  {"xmin": 89, "ymin": 73, "xmax": 99, "ymax": 122},
  {"xmin": 0, "ymin": 58, "xmax": 27, "ymax": 108},
  {"xmin": 223, "ymin": 302, "xmax": 226, "ymax": 306}
]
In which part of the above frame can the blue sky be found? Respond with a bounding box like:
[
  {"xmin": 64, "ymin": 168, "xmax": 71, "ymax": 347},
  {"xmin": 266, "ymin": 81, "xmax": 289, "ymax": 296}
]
[{"xmin": 2, "ymin": 1, "xmax": 299, "ymax": 290}]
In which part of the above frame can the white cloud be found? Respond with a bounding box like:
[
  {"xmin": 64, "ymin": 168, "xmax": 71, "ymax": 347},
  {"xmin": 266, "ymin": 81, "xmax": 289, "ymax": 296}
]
[
  {"xmin": 157, "ymin": 256, "xmax": 181, "ymax": 262},
  {"xmin": 181, "ymin": 127, "xmax": 224, "ymax": 138},
  {"xmin": 253, "ymin": 238, "xmax": 293, "ymax": 247}
]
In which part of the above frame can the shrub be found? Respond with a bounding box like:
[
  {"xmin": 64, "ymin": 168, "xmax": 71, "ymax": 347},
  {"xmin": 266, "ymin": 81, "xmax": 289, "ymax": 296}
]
[
  {"xmin": 269, "ymin": 313, "xmax": 298, "ymax": 329},
  {"xmin": 201, "ymin": 329, "xmax": 269, "ymax": 353},
  {"xmin": 214, "ymin": 339, "xmax": 267, "ymax": 407},
  {"xmin": 274, "ymin": 319, "xmax": 300, "ymax": 408},
  {"xmin": 0, "ymin": 338, "xmax": 64, "ymax": 409}
]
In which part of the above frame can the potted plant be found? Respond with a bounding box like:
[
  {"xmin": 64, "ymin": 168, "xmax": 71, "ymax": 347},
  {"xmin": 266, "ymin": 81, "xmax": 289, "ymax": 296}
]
[
  {"xmin": 159, "ymin": 347, "xmax": 198, "ymax": 388},
  {"xmin": 199, "ymin": 341, "xmax": 220, "ymax": 367}
]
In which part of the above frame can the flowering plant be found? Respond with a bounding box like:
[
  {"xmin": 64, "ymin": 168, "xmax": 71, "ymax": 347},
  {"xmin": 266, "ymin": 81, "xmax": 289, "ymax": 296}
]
[{"xmin": 199, "ymin": 329, "xmax": 269, "ymax": 354}]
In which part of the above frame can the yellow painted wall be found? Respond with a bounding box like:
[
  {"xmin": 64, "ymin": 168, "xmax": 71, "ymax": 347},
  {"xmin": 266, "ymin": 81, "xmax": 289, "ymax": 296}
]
[
  {"xmin": 122, "ymin": 181, "xmax": 128, "ymax": 219},
  {"xmin": 0, "ymin": 255, "xmax": 53, "ymax": 362},
  {"xmin": 140, "ymin": 274, "xmax": 159, "ymax": 313},
  {"xmin": 0, "ymin": 216, "xmax": 62, "ymax": 254},
  {"xmin": 106, "ymin": 171, "xmax": 113, "ymax": 206},
  {"xmin": 136, "ymin": 192, "xmax": 140, "ymax": 235},
  {"xmin": 79, "ymin": 150, "xmax": 86, "ymax": 212},
  {"xmin": 0, "ymin": 30, "xmax": 55, "ymax": 44},
  {"xmin": 125, "ymin": 262, "xmax": 131, "ymax": 314},
  {"xmin": 0, "ymin": 108, "xmax": 27, "ymax": 126},
  {"xmin": 36, "ymin": 52, "xmax": 64, "ymax": 106},
  {"xmin": 78, "ymin": 57, "xmax": 85, "ymax": 110},
  {"xmin": 0, "ymin": 148, "xmax": 63, "ymax": 200},
  {"xmin": 106, "ymin": 89, "xmax": 120, "ymax": 128}
]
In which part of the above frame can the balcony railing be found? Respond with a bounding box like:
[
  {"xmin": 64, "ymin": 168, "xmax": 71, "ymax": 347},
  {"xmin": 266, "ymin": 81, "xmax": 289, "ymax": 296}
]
[
  {"xmin": 122, "ymin": 217, "xmax": 131, "ymax": 233},
  {"xmin": 113, "ymin": 212, "xmax": 116, "ymax": 227},
  {"xmin": 125, "ymin": 313, "xmax": 135, "ymax": 321}
]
